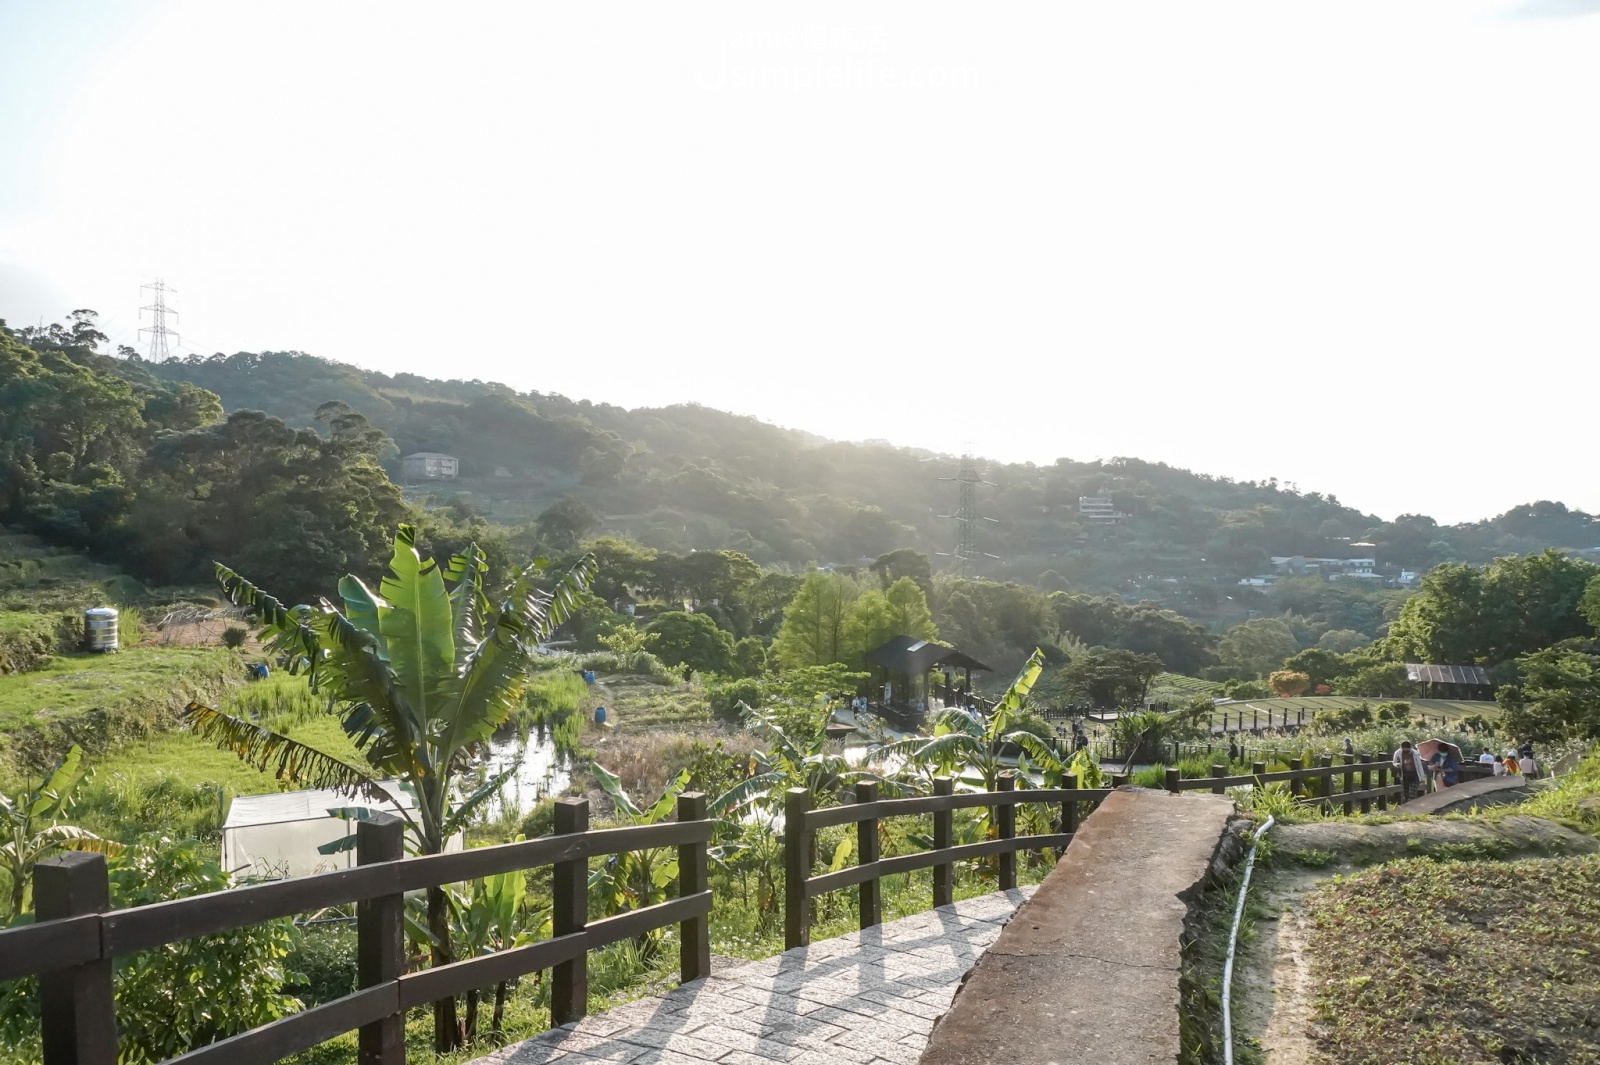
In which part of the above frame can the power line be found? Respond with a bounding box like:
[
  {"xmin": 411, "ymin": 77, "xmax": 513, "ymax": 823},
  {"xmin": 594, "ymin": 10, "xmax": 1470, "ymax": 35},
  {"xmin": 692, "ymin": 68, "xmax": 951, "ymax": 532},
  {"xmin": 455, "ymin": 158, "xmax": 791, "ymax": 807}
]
[{"xmin": 139, "ymin": 279, "xmax": 181, "ymax": 361}]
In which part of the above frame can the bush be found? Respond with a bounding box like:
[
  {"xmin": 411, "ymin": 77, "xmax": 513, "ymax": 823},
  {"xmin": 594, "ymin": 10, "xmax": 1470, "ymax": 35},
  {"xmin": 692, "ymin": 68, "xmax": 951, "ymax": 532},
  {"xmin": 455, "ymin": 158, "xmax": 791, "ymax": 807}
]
[
  {"xmin": 284, "ymin": 924, "xmax": 358, "ymax": 1006},
  {"xmin": 1, "ymin": 838, "xmax": 305, "ymax": 1063},
  {"xmin": 706, "ymin": 677, "xmax": 762, "ymax": 726},
  {"xmin": 222, "ymin": 624, "xmax": 248, "ymax": 649}
]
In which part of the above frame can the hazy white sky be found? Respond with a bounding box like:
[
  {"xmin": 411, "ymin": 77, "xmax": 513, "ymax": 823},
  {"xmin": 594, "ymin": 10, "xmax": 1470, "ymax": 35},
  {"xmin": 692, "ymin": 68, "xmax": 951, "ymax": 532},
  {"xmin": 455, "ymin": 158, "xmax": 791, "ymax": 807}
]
[{"xmin": 3, "ymin": 0, "xmax": 1598, "ymax": 525}]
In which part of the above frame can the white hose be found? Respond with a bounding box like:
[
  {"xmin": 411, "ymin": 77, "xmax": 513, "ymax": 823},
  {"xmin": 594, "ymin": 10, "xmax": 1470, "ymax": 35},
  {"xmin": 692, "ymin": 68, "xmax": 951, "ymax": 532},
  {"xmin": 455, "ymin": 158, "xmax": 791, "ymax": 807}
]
[{"xmin": 1222, "ymin": 815, "xmax": 1275, "ymax": 1065}]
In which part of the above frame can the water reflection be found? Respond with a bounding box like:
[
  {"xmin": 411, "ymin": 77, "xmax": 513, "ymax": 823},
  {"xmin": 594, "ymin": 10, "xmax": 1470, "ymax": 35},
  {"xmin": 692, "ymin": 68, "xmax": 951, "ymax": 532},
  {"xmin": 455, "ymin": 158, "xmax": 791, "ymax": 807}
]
[{"xmin": 480, "ymin": 728, "xmax": 573, "ymax": 819}]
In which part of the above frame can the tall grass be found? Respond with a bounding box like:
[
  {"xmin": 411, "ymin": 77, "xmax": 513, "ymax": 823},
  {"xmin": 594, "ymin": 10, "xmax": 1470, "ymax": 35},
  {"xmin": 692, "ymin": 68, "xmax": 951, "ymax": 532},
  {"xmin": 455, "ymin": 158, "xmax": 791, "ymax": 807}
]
[
  {"xmin": 517, "ymin": 670, "xmax": 590, "ymax": 753},
  {"xmin": 221, "ymin": 675, "xmax": 330, "ymax": 731}
]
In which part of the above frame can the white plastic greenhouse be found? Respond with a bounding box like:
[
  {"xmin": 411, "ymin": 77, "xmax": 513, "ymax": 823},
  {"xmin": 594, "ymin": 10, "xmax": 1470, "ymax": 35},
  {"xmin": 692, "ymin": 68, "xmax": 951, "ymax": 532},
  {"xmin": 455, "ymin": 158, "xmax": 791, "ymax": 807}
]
[{"xmin": 221, "ymin": 784, "xmax": 463, "ymax": 880}]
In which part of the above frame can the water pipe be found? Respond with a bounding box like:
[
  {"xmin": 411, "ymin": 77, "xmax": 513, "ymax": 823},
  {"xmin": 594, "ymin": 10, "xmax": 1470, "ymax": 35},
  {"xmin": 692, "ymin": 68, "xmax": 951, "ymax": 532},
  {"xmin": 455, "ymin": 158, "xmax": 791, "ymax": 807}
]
[{"xmin": 1222, "ymin": 815, "xmax": 1275, "ymax": 1065}]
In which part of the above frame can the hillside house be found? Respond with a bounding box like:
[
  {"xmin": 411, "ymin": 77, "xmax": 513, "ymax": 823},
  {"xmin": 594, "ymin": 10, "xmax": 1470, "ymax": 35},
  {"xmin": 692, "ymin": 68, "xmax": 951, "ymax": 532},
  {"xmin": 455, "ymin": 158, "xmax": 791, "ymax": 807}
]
[
  {"xmin": 401, "ymin": 452, "xmax": 459, "ymax": 480},
  {"xmin": 1078, "ymin": 496, "xmax": 1123, "ymax": 524}
]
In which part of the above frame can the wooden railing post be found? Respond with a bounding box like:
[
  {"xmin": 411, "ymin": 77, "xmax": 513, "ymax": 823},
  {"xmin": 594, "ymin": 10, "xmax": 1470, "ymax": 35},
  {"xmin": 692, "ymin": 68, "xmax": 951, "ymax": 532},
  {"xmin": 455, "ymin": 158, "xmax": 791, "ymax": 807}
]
[
  {"xmin": 855, "ymin": 781, "xmax": 881, "ymax": 930},
  {"xmin": 1289, "ymin": 758, "xmax": 1304, "ymax": 798},
  {"xmin": 1164, "ymin": 767, "xmax": 1180, "ymax": 793},
  {"xmin": 1359, "ymin": 754, "xmax": 1373, "ymax": 815},
  {"xmin": 1376, "ymin": 764, "xmax": 1389, "ymax": 811},
  {"xmin": 784, "ymin": 787, "xmax": 812, "ymax": 949},
  {"xmin": 1211, "ymin": 763, "xmax": 1227, "ymax": 795},
  {"xmin": 1319, "ymin": 755, "xmax": 1334, "ymax": 809},
  {"xmin": 356, "ymin": 812, "xmax": 405, "ymax": 1065},
  {"xmin": 1062, "ymin": 772, "xmax": 1080, "ymax": 839},
  {"xmin": 677, "ymin": 792, "xmax": 710, "ymax": 983},
  {"xmin": 1342, "ymin": 754, "xmax": 1356, "ymax": 816},
  {"xmin": 36, "ymin": 853, "xmax": 116, "ymax": 1065},
  {"xmin": 932, "ymin": 777, "xmax": 954, "ymax": 908},
  {"xmin": 996, "ymin": 773, "xmax": 1016, "ymax": 891},
  {"xmin": 551, "ymin": 797, "xmax": 589, "ymax": 1025}
]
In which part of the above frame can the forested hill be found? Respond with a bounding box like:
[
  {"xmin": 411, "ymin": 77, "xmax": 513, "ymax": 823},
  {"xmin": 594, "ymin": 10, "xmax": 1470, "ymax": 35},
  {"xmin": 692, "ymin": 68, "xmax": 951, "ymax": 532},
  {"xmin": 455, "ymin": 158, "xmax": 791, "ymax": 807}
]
[{"xmin": 144, "ymin": 350, "xmax": 1600, "ymax": 602}]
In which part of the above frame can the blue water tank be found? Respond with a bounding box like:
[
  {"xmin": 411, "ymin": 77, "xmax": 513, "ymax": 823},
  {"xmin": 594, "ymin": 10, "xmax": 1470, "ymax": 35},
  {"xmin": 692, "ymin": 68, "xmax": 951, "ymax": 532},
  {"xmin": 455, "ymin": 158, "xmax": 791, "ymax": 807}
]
[
  {"xmin": 594, "ymin": 705, "xmax": 607, "ymax": 724},
  {"xmin": 582, "ymin": 670, "xmax": 596, "ymax": 685}
]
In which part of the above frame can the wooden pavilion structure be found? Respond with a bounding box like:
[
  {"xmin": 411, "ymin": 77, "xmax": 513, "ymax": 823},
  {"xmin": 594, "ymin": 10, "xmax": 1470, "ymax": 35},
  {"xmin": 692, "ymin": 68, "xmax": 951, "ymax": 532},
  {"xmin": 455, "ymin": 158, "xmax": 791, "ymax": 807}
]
[{"xmin": 862, "ymin": 636, "xmax": 994, "ymax": 728}]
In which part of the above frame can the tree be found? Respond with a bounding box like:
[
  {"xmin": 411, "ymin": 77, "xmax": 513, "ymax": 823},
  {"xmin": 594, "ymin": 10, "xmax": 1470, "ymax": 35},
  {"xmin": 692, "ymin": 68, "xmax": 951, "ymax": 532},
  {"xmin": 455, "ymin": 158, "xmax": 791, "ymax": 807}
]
[
  {"xmin": 1499, "ymin": 644, "xmax": 1600, "ymax": 743},
  {"xmin": 1389, "ymin": 551, "xmax": 1598, "ymax": 667},
  {"xmin": 1316, "ymin": 629, "xmax": 1370, "ymax": 654},
  {"xmin": 0, "ymin": 745, "xmax": 122, "ymax": 917},
  {"xmin": 183, "ymin": 525, "xmax": 595, "ymax": 1052},
  {"xmin": 643, "ymin": 611, "xmax": 735, "ymax": 678},
  {"xmin": 851, "ymin": 577, "xmax": 938, "ymax": 657},
  {"xmin": 1215, "ymin": 617, "xmax": 1299, "ymax": 679},
  {"xmin": 772, "ymin": 571, "xmax": 862, "ymax": 669},
  {"xmin": 535, "ymin": 495, "xmax": 600, "ymax": 550},
  {"xmin": 1056, "ymin": 647, "xmax": 1163, "ymax": 708},
  {"xmin": 1268, "ymin": 670, "xmax": 1310, "ymax": 697},
  {"xmin": 870, "ymin": 548, "xmax": 933, "ymax": 598}
]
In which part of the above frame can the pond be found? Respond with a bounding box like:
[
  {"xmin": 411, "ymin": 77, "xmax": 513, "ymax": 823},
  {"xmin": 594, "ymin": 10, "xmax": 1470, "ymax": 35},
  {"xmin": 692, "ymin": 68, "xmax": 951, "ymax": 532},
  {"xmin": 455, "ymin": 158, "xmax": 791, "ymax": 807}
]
[{"xmin": 478, "ymin": 728, "xmax": 574, "ymax": 819}]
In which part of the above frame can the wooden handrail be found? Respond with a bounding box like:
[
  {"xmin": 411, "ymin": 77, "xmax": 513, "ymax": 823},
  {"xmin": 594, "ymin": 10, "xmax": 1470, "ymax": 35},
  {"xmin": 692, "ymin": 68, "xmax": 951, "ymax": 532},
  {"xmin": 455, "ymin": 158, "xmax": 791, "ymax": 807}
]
[
  {"xmin": 9, "ymin": 795, "xmax": 715, "ymax": 1065},
  {"xmin": 785, "ymin": 773, "xmax": 1110, "ymax": 949}
]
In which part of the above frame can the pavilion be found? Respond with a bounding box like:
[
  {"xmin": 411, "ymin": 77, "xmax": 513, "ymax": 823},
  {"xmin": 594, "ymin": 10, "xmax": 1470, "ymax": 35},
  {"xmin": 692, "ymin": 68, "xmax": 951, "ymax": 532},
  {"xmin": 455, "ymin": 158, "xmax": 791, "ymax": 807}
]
[{"xmin": 862, "ymin": 635, "xmax": 994, "ymax": 726}]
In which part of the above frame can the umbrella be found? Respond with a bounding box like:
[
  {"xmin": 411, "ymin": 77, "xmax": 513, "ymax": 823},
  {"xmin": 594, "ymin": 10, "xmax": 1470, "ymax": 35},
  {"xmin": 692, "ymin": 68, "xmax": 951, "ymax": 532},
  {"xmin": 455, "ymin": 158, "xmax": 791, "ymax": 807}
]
[{"xmin": 1415, "ymin": 738, "xmax": 1462, "ymax": 765}]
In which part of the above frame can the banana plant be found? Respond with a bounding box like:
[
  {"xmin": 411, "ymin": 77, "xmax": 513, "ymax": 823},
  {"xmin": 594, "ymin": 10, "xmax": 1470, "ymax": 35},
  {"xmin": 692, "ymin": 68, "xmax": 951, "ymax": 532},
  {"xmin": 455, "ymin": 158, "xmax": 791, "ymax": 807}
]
[
  {"xmin": 588, "ymin": 763, "xmax": 695, "ymax": 958},
  {"xmin": 1, "ymin": 745, "xmax": 123, "ymax": 918},
  {"xmin": 448, "ymin": 856, "xmax": 545, "ymax": 1046},
  {"xmin": 874, "ymin": 648, "xmax": 1047, "ymax": 792},
  {"xmin": 181, "ymin": 524, "xmax": 594, "ymax": 1053}
]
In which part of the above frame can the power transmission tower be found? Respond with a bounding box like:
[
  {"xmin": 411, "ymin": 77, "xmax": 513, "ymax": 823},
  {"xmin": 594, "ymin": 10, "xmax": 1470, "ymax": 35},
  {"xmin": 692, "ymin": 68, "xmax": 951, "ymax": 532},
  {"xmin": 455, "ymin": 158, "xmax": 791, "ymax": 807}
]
[
  {"xmin": 139, "ymin": 279, "xmax": 181, "ymax": 360},
  {"xmin": 938, "ymin": 450, "xmax": 999, "ymax": 576}
]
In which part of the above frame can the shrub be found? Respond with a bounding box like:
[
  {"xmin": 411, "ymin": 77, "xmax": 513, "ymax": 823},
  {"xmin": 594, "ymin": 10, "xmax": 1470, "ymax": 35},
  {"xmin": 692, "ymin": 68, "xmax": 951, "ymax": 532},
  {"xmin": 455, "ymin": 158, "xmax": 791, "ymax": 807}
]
[
  {"xmin": 221, "ymin": 625, "xmax": 248, "ymax": 649},
  {"xmin": 706, "ymin": 677, "xmax": 762, "ymax": 726},
  {"xmin": 283, "ymin": 924, "xmax": 358, "ymax": 1006}
]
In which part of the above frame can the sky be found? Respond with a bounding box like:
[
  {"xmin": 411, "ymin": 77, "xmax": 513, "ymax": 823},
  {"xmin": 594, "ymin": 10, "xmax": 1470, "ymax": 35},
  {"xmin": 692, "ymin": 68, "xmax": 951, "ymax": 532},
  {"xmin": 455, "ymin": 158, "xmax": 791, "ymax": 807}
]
[{"xmin": 2, "ymin": 0, "xmax": 1598, "ymax": 526}]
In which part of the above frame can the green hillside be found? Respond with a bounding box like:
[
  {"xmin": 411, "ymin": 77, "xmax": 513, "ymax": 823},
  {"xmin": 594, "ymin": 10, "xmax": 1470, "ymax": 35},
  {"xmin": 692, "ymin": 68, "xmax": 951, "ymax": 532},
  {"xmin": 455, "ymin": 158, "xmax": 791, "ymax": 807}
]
[{"xmin": 145, "ymin": 350, "xmax": 1600, "ymax": 618}]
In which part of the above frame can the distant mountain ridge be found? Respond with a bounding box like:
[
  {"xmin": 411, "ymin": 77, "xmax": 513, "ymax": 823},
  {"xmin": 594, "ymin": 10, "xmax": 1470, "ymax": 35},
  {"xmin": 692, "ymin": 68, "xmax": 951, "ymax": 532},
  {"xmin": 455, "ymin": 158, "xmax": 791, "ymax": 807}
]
[{"xmin": 145, "ymin": 350, "xmax": 1600, "ymax": 615}]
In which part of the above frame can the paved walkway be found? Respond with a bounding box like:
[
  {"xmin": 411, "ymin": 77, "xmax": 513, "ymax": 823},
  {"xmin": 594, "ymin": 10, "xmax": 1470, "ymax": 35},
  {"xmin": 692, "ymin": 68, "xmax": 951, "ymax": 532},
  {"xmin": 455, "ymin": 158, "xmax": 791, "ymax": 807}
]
[{"xmin": 474, "ymin": 888, "xmax": 1036, "ymax": 1065}]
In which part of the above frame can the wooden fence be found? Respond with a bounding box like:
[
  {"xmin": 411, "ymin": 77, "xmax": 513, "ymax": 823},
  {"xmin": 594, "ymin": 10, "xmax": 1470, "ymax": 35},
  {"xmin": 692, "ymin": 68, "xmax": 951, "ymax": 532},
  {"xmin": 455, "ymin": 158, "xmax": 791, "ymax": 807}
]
[
  {"xmin": 0, "ymin": 795, "xmax": 714, "ymax": 1065},
  {"xmin": 0, "ymin": 777, "xmax": 1123, "ymax": 1065},
  {"xmin": 783, "ymin": 773, "xmax": 1114, "ymax": 949},
  {"xmin": 1164, "ymin": 754, "xmax": 1403, "ymax": 813}
]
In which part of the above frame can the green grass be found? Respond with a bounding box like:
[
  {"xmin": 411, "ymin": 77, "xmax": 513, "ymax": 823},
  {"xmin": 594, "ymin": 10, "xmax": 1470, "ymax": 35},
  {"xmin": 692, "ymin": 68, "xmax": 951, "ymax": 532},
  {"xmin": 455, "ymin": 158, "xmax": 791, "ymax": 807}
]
[
  {"xmin": 70, "ymin": 680, "xmax": 366, "ymax": 844},
  {"xmin": 1303, "ymin": 855, "xmax": 1600, "ymax": 1065},
  {"xmin": 1514, "ymin": 747, "xmax": 1600, "ymax": 836},
  {"xmin": 0, "ymin": 646, "xmax": 240, "ymax": 776}
]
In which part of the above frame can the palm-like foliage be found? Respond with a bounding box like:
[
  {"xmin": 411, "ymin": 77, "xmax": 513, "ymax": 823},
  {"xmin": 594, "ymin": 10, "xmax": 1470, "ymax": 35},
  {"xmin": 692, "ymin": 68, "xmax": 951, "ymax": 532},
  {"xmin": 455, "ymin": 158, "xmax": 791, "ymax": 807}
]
[
  {"xmin": 182, "ymin": 524, "xmax": 594, "ymax": 1051},
  {"xmin": 874, "ymin": 648, "xmax": 1047, "ymax": 791},
  {"xmin": 1, "ymin": 745, "xmax": 123, "ymax": 918}
]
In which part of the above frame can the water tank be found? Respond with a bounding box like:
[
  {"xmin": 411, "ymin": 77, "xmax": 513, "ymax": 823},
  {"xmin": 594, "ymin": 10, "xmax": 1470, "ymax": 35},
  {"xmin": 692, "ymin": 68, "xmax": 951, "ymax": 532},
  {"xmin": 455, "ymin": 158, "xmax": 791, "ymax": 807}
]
[
  {"xmin": 594, "ymin": 705, "xmax": 607, "ymax": 724},
  {"xmin": 84, "ymin": 607, "xmax": 119, "ymax": 653}
]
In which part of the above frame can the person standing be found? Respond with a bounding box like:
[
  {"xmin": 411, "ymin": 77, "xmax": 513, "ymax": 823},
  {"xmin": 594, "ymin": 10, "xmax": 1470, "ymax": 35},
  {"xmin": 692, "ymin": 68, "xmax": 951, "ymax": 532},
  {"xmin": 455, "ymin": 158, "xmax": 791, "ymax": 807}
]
[
  {"xmin": 1519, "ymin": 750, "xmax": 1537, "ymax": 778},
  {"xmin": 1393, "ymin": 741, "xmax": 1427, "ymax": 802}
]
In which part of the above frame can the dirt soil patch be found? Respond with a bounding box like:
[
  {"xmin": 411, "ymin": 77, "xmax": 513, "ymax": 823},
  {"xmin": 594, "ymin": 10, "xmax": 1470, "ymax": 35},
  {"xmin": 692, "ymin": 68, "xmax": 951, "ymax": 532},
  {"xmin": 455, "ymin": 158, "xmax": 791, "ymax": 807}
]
[
  {"xmin": 1301, "ymin": 855, "xmax": 1600, "ymax": 1064},
  {"xmin": 1231, "ymin": 817, "xmax": 1598, "ymax": 1064}
]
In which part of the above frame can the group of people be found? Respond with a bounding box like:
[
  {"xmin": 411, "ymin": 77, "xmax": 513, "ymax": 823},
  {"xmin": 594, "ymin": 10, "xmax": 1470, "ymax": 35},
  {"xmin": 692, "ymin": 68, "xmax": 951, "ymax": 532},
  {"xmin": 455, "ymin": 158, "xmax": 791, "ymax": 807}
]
[
  {"xmin": 1483, "ymin": 743, "xmax": 1538, "ymax": 779},
  {"xmin": 1392, "ymin": 740, "xmax": 1537, "ymax": 802}
]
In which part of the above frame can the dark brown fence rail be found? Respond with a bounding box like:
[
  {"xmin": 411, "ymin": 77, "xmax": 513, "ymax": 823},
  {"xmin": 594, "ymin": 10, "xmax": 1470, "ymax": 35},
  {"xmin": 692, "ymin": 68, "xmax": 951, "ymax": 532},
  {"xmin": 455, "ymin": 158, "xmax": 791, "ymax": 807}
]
[
  {"xmin": 783, "ymin": 772, "xmax": 1114, "ymax": 949},
  {"xmin": 1, "ymin": 794, "xmax": 713, "ymax": 1065},
  {"xmin": 1164, "ymin": 754, "xmax": 1403, "ymax": 813}
]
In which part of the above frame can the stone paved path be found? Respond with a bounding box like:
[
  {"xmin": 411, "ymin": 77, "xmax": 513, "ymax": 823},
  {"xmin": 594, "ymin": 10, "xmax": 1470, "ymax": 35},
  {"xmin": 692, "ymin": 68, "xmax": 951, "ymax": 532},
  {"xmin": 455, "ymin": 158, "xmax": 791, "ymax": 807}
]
[{"xmin": 473, "ymin": 888, "xmax": 1036, "ymax": 1065}]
